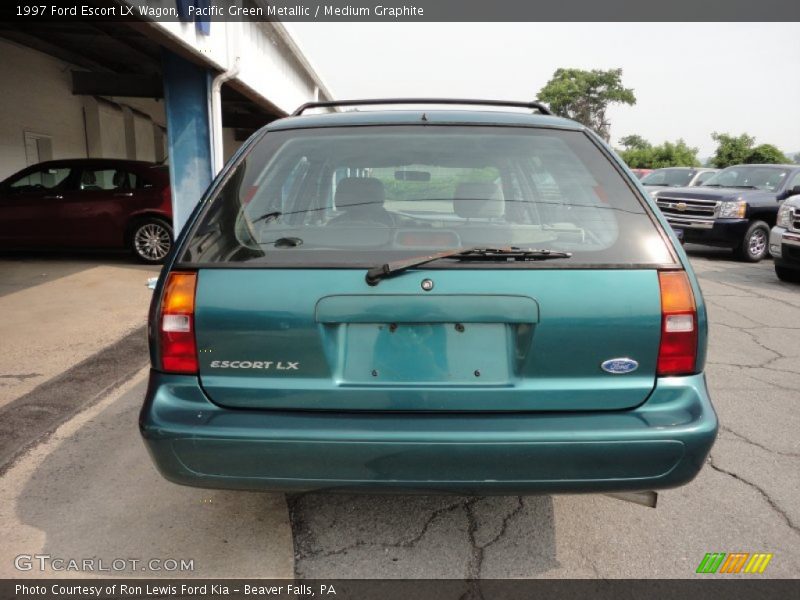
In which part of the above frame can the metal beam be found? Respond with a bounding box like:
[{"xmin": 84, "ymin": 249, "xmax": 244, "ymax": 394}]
[{"xmin": 71, "ymin": 71, "xmax": 163, "ymax": 98}]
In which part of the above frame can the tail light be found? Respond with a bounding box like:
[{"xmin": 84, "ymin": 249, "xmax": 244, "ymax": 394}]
[
  {"xmin": 159, "ymin": 272, "xmax": 198, "ymax": 374},
  {"xmin": 657, "ymin": 271, "xmax": 698, "ymax": 376}
]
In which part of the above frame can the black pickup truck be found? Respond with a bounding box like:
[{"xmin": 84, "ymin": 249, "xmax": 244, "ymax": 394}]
[{"xmin": 653, "ymin": 164, "xmax": 800, "ymax": 261}]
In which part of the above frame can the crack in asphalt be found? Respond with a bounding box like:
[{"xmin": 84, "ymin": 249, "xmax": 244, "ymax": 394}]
[
  {"xmin": 289, "ymin": 497, "xmax": 464, "ymax": 566},
  {"xmin": 290, "ymin": 495, "xmax": 526, "ymax": 579},
  {"xmin": 708, "ymin": 361, "xmax": 800, "ymax": 376},
  {"xmin": 730, "ymin": 370, "xmax": 799, "ymax": 394},
  {"xmin": 463, "ymin": 499, "xmax": 484, "ymax": 593},
  {"xmin": 709, "ymin": 278, "xmax": 800, "ymax": 311},
  {"xmin": 479, "ymin": 497, "xmax": 525, "ymax": 551},
  {"xmin": 709, "ymin": 455, "xmax": 800, "ymax": 536},
  {"xmin": 460, "ymin": 497, "xmax": 524, "ymax": 598},
  {"xmin": 701, "ymin": 267, "xmax": 800, "ymax": 547},
  {"xmin": 719, "ymin": 425, "xmax": 800, "ymax": 459},
  {"xmin": 707, "ymin": 362, "xmax": 800, "ymax": 394},
  {"xmin": 0, "ymin": 373, "xmax": 41, "ymax": 381},
  {"xmin": 711, "ymin": 323, "xmax": 784, "ymax": 364}
]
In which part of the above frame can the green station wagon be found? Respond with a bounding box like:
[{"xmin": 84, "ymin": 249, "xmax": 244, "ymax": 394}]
[{"xmin": 140, "ymin": 99, "xmax": 718, "ymax": 497}]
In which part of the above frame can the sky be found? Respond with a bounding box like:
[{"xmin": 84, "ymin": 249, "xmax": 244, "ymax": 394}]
[{"xmin": 286, "ymin": 22, "xmax": 800, "ymax": 158}]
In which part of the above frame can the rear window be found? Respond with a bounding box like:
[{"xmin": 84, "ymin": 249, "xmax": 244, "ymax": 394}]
[
  {"xmin": 703, "ymin": 165, "xmax": 791, "ymax": 192},
  {"xmin": 641, "ymin": 168, "xmax": 694, "ymax": 187},
  {"xmin": 181, "ymin": 125, "xmax": 674, "ymax": 267}
]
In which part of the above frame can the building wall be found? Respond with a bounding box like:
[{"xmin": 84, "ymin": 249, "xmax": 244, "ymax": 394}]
[
  {"xmin": 134, "ymin": 114, "xmax": 157, "ymax": 162},
  {"xmin": 222, "ymin": 128, "xmax": 243, "ymax": 163},
  {"xmin": 0, "ymin": 39, "xmax": 88, "ymax": 180},
  {"xmin": 97, "ymin": 103, "xmax": 127, "ymax": 159},
  {"xmin": 0, "ymin": 40, "xmax": 169, "ymax": 181}
]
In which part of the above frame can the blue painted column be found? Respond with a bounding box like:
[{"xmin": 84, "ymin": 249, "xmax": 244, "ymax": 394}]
[{"xmin": 162, "ymin": 50, "xmax": 213, "ymax": 235}]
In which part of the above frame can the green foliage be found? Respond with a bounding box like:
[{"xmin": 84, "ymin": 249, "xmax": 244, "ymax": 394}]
[
  {"xmin": 709, "ymin": 132, "xmax": 755, "ymax": 168},
  {"xmin": 617, "ymin": 137, "xmax": 700, "ymax": 168},
  {"xmin": 794, "ymin": 153, "xmax": 800, "ymax": 165},
  {"xmin": 744, "ymin": 144, "xmax": 790, "ymax": 165},
  {"xmin": 710, "ymin": 133, "xmax": 790, "ymax": 167},
  {"xmin": 537, "ymin": 68, "xmax": 636, "ymax": 142},
  {"xmin": 619, "ymin": 134, "xmax": 649, "ymax": 150}
]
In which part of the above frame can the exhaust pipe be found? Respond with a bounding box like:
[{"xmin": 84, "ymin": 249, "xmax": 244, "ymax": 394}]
[{"xmin": 605, "ymin": 491, "xmax": 658, "ymax": 508}]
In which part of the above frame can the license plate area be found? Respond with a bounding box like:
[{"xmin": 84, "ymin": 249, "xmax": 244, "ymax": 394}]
[{"xmin": 341, "ymin": 322, "xmax": 511, "ymax": 385}]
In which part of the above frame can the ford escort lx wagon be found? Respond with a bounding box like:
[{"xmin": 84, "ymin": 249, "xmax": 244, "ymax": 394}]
[{"xmin": 140, "ymin": 99, "xmax": 717, "ymax": 496}]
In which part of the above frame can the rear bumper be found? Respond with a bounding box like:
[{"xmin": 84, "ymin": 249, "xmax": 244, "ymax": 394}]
[
  {"xmin": 139, "ymin": 370, "xmax": 718, "ymax": 494},
  {"xmin": 674, "ymin": 218, "xmax": 749, "ymax": 247}
]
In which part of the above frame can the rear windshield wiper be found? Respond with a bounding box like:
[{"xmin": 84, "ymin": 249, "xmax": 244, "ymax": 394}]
[{"xmin": 366, "ymin": 246, "xmax": 572, "ymax": 285}]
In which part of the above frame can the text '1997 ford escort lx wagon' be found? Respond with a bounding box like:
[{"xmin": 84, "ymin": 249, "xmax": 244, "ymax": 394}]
[{"xmin": 140, "ymin": 99, "xmax": 718, "ymax": 497}]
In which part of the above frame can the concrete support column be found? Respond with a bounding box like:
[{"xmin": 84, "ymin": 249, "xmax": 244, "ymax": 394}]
[{"xmin": 162, "ymin": 49, "xmax": 213, "ymax": 235}]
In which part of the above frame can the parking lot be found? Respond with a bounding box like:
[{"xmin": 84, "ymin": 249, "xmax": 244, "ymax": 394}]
[{"xmin": 0, "ymin": 247, "xmax": 798, "ymax": 579}]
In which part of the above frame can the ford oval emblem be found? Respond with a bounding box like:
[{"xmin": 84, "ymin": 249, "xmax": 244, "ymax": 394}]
[{"xmin": 601, "ymin": 358, "xmax": 639, "ymax": 374}]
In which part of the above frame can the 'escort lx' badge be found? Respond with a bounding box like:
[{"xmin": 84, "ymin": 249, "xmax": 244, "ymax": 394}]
[{"xmin": 209, "ymin": 361, "xmax": 299, "ymax": 370}]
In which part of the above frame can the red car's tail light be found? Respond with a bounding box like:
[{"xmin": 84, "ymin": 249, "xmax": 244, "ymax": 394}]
[
  {"xmin": 657, "ymin": 271, "xmax": 698, "ymax": 376},
  {"xmin": 160, "ymin": 272, "xmax": 198, "ymax": 374}
]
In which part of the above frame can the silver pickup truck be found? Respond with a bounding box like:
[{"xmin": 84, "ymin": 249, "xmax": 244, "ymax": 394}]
[{"xmin": 770, "ymin": 194, "xmax": 800, "ymax": 282}]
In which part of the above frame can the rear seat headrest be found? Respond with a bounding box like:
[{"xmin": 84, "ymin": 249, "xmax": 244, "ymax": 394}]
[
  {"xmin": 453, "ymin": 182, "xmax": 504, "ymax": 218},
  {"xmin": 335, "ymin": 177, "xmax": 386, "ymax": 209}
]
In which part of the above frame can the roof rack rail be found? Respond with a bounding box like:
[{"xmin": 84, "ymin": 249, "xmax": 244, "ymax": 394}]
[{"xmin": 291, "ymin": 98, "xmax": 552, "ymax": 117}]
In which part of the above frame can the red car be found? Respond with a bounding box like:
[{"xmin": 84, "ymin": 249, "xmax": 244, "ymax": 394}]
[
  {"xmin": 0, "ymin": 159, "xmax": 173, "ymax": 263},
  {"xmin": 630, "ymin": 168, "xmax": 654, "ymax": 180}
]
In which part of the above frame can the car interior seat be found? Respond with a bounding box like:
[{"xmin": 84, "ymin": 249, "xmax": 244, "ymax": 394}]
[
  {"xmin": 329, "ymin": 177, "xmax": 395, "ymax": 226},
  {"xmin": 112, "ymin": 170, "xmax": 131, "ymax": 190},
  {"xmin": 453, "ymin": 182, "xmax": 504, "ymax": 219},
  {"xmin": 80, "ymin": 170, "xmax": 100, "ymax": 191}
]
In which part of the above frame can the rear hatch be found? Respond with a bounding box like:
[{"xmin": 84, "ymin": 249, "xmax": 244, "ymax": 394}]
[
  {"xmin": 194, "ymin": 268, "xmax": 663, "ymax": 411},
  {"xmin": 178, "ymin": 118, "xmax": 678, "ymax": 412}
]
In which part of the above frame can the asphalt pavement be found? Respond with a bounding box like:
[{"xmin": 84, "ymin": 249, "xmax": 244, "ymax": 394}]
[{"xmin": 0, "ymin": 247, "xmax": 798, "ymax": 579}]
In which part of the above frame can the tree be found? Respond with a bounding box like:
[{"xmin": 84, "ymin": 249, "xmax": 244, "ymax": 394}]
[
  {"xmin": 619, "ymin": 134, "xmax": 649, "ymax": 150},
  {"xmin": 537, "ymin": 68, "xmax": 636, "ymax": 141},
  {"xmin": 617, "ymin": 136, "xmax": 700, "ymax": 168},
  {"xmin": 710, "ymin": 132, "xmax": 755, "ymax": 168},
  {"xmin": 794, "ymin": 153, "xmax": 800, "ymax": 165},
  {"xmin": 744, "ymin": 144, "xmax": 790, "ymax": 165},
  {"xmin": 649, "ymin": 140, "xmax": 700, "ymax": 168},
  {"xmin": 710, "ymin": 133, "xmax": 791, "ymax": 167}
]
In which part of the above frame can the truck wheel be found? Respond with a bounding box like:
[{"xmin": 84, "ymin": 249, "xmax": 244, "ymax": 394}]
[
  {"xmin": 734, "ymin": 221, "xmax": 770, "ymax": 262},
  {"xmin": 775, "ymin": 265, "xmax": 800, "ymax": 283}
]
